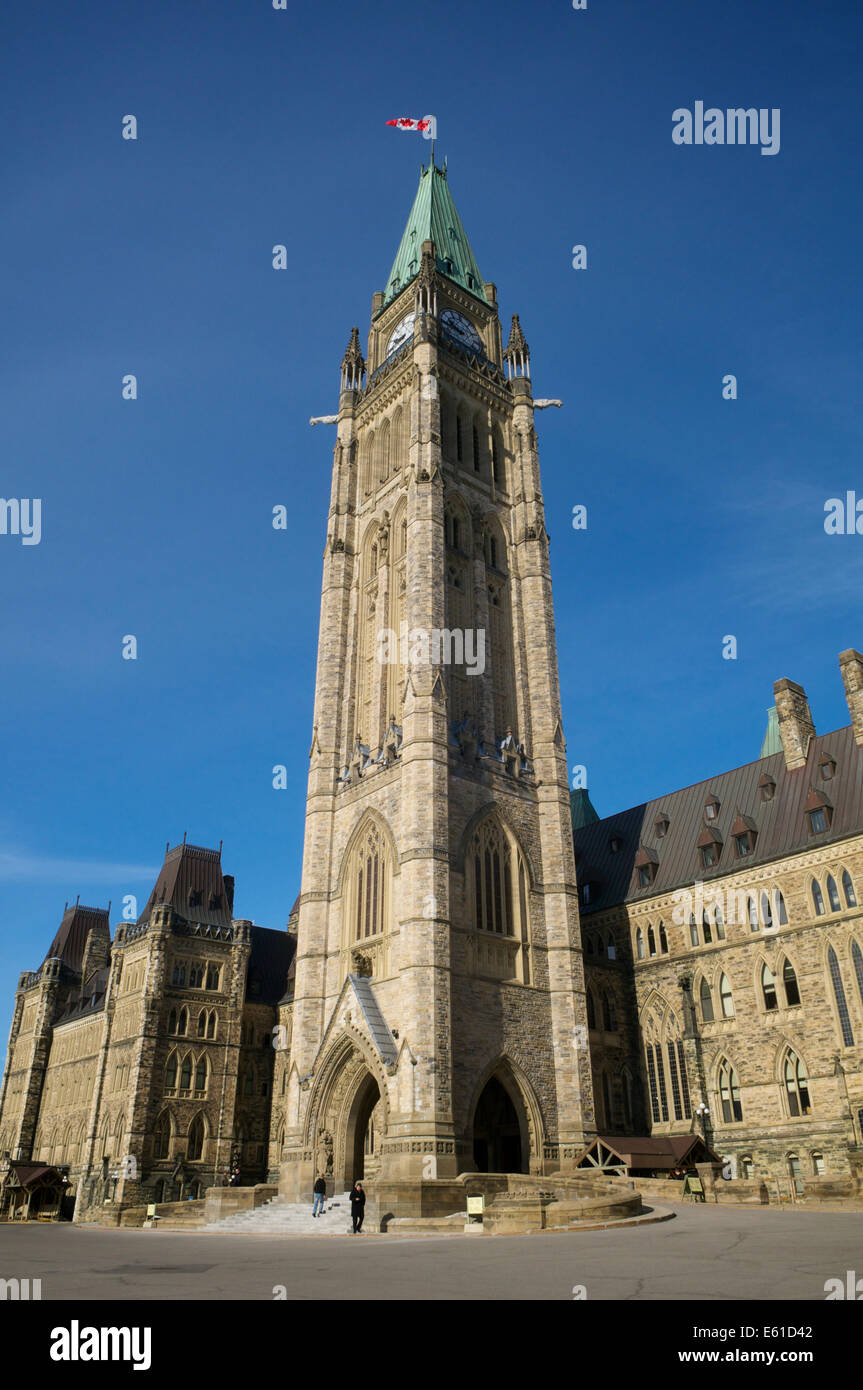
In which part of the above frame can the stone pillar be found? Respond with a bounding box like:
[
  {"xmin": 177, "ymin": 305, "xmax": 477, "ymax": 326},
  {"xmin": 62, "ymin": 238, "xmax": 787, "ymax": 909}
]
[
  {"xmin": 839, "ymin": 649, "xmax": 863, "ymax": 746},
  {"xmin": 773, "ymin": 678, "xmax": 815, "ymax": 770}
]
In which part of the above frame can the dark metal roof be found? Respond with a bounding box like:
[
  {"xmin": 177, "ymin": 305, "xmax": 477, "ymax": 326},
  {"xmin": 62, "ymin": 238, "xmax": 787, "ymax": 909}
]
[
  {"xmin": 587, "ymin": 1135, "xmax": 719, "ymax": 1169},
  {"xmin": 246, "ymin": 927, "xmax": 295, "ymax": 1005},
  {"xmin": 574, "ymin": 723, "xmax": 863, "ymax": 915},
  {"xmin": 138, "ymin": 842, "xmax": 234, "ymax": 929},
  {"xmin": 54, "ymin": 969, "xmax": 109, "ymax": 1023},
  {"xmin": 43, "ymin": 904, "xmax": 110, "ymax": 975}
]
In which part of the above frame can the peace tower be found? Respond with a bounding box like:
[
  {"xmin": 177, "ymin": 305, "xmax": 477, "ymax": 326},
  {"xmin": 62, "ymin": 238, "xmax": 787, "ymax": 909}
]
[{"xmin": 278, "ymin": 158, "xmax": 595, "ymax": 1204}]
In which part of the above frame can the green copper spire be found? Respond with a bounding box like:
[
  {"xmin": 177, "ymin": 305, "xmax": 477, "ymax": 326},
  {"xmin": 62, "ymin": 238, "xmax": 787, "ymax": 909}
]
[
  {"xmin": 760, "ymin": 706, "xmax": 782, "ymax": 758},
  {"xmin": 383, "ymin": 161, "xmax": 485, "ymax": 308}
]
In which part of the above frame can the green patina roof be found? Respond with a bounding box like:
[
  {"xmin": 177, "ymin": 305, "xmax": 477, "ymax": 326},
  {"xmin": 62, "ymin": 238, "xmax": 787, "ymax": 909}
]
[
  {"xmin": 570, "ymin": 787, "xmax": 600, "ymax": 832},
  {"xmin": 383, "ymin": 161, "xmax": 486, "ymax": 309},
  {"xmin": 760, "ymin": 706, "xmax": 782, "ymax": 758}
]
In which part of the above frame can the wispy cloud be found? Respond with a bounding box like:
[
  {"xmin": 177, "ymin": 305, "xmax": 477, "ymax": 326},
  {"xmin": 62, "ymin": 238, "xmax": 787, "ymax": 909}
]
[{"xmin": 0, "ymin": 851, "xmax": 159, "ymax": 884}]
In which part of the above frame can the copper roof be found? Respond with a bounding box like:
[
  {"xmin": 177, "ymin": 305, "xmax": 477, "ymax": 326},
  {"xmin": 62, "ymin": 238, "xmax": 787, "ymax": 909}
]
[
  {"xmin": 137, "ymin": 842, "xmax": 234, "ymax": 929},
  {"xmin": 43, "ymin": 904, "xmax": 110, "ymax": 974},
  {"xmin": 574, "ymin": 723, "xmax": 863, "ymax": 915}
]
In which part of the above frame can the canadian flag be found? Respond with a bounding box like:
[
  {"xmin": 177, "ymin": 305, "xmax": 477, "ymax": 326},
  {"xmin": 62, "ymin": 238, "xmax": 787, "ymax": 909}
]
[{"xmin": 386, "ymin": 115, "xmax": 437, "ymax": 139}]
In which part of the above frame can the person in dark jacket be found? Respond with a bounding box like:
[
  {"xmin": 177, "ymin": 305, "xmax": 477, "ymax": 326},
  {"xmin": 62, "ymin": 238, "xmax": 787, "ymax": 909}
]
[
  {"xmin": 349, "ymin": 1181, "xmax": 366, "ymax": 1233},
  {"xmin": 312, "ymin": 1174, "xmax": 327, "ymax": 1218}
]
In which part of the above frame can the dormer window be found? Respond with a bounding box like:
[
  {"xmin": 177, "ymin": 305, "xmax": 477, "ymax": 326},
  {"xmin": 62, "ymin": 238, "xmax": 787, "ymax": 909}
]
[
  {"xmin": 188, "ymin": 888, "xmax": 202, "ymax": 908},
  {"xmin": 805, "ymin": 788, "xmax": 833, "ymax": 835},
  {"xmin": 731, "ymin": 813, "xmax": 758, "ymax": 859},
  {"xmin": 609, "ymin": 835, "xmax": 621, "ymax": 853},
  {"xmin": 819, "ymin": 756, "xmax": 836, "ymax": 781},
  {"xmin": 634, "ymin": 846, "xmax": 658, "ymax": 889},
  {"xmin": 209, "ymin": 892, "xmax": 222, "ymax": 910},
  {"xmin": 759, "ymin": 774, "xmax": 776, "ymax": 802},
  {"xmin": 697, "ymin": 825, "xmax": 723, "ymax": 869},
  {"xmin": 655, "ymin": 814, "xmax": 669, "ymax": 839},
  {"xmin": 704, "ymin": 795, "xmax": 720, "ymax": 821}
]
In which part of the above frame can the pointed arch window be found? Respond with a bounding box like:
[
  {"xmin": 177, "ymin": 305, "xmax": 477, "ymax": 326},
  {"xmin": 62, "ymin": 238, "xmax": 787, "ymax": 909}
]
[
  {"xmin": 179, "ymin": 1055, "xmax": 192, "ymax": 1094},
  {"xmin": 194, "ymin": 1057, "xmax": 208, "ymax": 1096},
  {"xmin": 470, "ymin": 818, "xmax": 528, "ymax": 941},
  {"xmin": 828, "ymin": 946, "xmax": 854, "ymax": 1047},
  {"xmin": 782, "ymin": 959, "xmax": 801, "ymax": 1007},
  {"xmin": 783, "ymin": 1051, "xmax": 811, "ymax": 1116},
  {"xmin": 776, "ymin": 890, "xmax": 788, "ymax": 925},
  {"xmin": 714, "ymin": 906, "xmax": 726, "ymax": 941},
  {"xmin": 154, "ymin": 1112, "xmax": 171, "ymax": 1160},
  {"xmin": 602, "ymin": 992, "xmax": 617, "ymax": 1031},
  {"xmin": 645, "ymin": 1043, "xmax": 669, "ymax": 1123},
  {"xmin": 719, "ymin": 973, "xmax": 734, "ymax": 1018},
  {"xmin": 699, "ymin": 978, "xmax": 714, "ymax": 1023},
  {"xmin": 761, "ymin": 963, "xmax": 778, "ymax": 1011},
  {"xmin": 196, "ymin": 1009, "xmax": 207, "ymax": 1038},
  {"xmin": 760, "ymin": 892, "xmax": 773, "ymax": 930},
  {"xmin": 207, "ymin": 1010, "xmax": 216, "ymax": 1039},
  {"xmin": 206, "ymin": 965, "xmax": 220, "ymax": 990},
  {"xmin": 636, "ymin": 927, "xmax": 645, "ymax": 960},
  {"xmin": 689, "ymin": 915, "xmax": 699, "ymax": 948},
  {"xmin": 178, "ymin": 1007, "xmax": 188, "ymax": 1035},
  {"xmin": 748, "ymin": 897, "xmax": 759, "ymax": 931},
  {"xmin": 702, "ymin": 911, "xmax": 712, "ymax": 945},
  {"xmin": 842, "ymin": 870, "xmax": 857, "ymax": 908},
  {"xmin": 826, "ymin": 875, "xmax": 841, "ymax": 913},
  {"xmin": 718, "ymin": 1059, "xmax": 742, "ymax": 1123},
  {"xmin": 165, "ymin": 1053, "xmax": 178, "ymax": 1095},
  {"xmin": 852, "ymin": 940, "xmax": 863, "ymax": 1003},
  {"xmin": 187, "ymin": 1114, "xmax": 205, "ymax": 1162},
  {"xmin": 352, "ymin": 820, "xmax": 391, "ymax": 941},
  {"xmin": 168, "ymin": 1009, "xmax": 178, "ymax": 1035},
  {"xmin": 647, "ymin": 925, "xmax": 657, "ymax": 957},
  {"xmin": 659, "ymin": 921, "xmax": 669, "ymax": 954},
  {"xmin": 472, "ymin": 420, "xmax": 480, "ymax": 472},
  {"xmin": 811, "ymin": 879, "xmax": 825, "ymax": 916}
]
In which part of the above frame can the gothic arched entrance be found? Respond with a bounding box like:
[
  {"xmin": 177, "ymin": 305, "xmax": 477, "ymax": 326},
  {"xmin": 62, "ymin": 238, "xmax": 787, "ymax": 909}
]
[
  {"xmin": 345, "ymin": 1071, "xmax": 380, "ymax": 1185},
  {"xmin": 472, "ymin": 1074, "xmax": 527, "ymax": 1174}
]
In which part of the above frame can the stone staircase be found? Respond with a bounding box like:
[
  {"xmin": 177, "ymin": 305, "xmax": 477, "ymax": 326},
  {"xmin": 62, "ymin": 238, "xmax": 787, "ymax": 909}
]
[{"xmin": 205, "ymin": 1192, "xmax": 357, "ymax": 1235}]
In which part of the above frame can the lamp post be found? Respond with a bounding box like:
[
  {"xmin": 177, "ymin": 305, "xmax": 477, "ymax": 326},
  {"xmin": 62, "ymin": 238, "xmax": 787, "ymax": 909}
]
[{"xmin": 695, "ymin": 1100, "xmax": 712, "ymax": 1152}]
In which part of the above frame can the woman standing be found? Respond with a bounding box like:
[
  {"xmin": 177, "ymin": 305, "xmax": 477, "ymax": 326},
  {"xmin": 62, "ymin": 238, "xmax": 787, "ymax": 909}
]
[{"xmin": 349, "ymin": 1181, "xmax": 366, "ymax": 1233}]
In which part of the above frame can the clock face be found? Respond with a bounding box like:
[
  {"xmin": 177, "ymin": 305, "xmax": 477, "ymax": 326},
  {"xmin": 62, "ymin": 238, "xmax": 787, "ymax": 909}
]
[
  {"xmin": 386, "ymin": 312, "xmax": 416, "ymax": 357},
  {"xmin": 440, "ymin": 309, "xmax": 481, "ymax": 354}
]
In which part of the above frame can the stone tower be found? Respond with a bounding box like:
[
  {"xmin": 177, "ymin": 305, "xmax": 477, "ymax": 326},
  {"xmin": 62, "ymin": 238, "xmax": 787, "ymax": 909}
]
[{"xmin": 279, "ymin": 159, "xmax": 594, "ymax": 1205}]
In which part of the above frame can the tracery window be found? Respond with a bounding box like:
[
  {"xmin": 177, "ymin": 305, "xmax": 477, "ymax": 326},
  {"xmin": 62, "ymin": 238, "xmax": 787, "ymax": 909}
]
[
  {"xmin": 828, "ymin": 946, "xmax": 854, "ymax": 1046},
  {"xmin": 783, "ymin": 1050, "xmax": 811, "ymax": 1116},
  {"xmin": 352, "ymin": 821, "xmax": 390, "ymax": 941},
  {"xmin": 717, "ymin": 1059, "xmax": 742, "ymax": 1123}
]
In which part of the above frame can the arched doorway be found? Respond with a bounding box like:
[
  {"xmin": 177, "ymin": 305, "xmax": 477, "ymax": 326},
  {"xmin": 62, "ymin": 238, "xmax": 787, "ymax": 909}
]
[
  {"xmin": 346, "ymin": 1071, "xmax": 381, "ymax": 1186},
  {"xmin": 472, "ymin": 1074, "xmax": 526, "ymax": 1174}
]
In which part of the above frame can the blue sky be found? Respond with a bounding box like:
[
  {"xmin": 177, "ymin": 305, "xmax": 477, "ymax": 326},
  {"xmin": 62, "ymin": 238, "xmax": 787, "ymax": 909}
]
[{"xmin": 2, "ymin": 0, "xmax": 862, "ymax": 1038}]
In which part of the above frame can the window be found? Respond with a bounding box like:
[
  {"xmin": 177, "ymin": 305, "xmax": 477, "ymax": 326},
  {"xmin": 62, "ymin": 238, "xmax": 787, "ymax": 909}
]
[
  {"xmin": 655, "ymin": 815, "xmax": 669, "ymax": 838},
  {"xmin": 648, "ymin": 925, "xmax": 657, "ymax": 957},
  {"xmin": 197, "ymin": 1010, "xmax": 207, "ymax": 1038},
  {"xmin": 776, "ymin": 891, "xmax": 788, "ymax": 925},
  {"xmin": 852, "ymin": 941, "xmax": 863, "ymax": 1003},
  {"xmin": 168, "ymin": 1009, "xmax": 178, "ymax": 1035},
  {"xmin": 194, "ymin": 1057, "xmax": 207, "ymax": 1095},
  {"xmin": 782, "ymin": 959, "xmax": 801, "ymax": 1007},
  {"xmin": 809, "ymin": 807, "xmax": 828, "ymax": 834},
  {"xmin": 178, "ymin": 1008, "xmax": 188, "ymax": 1035},
  {"xmin": 189, "ymin": 963, "xmax": 204, "ymax": 988},
  {"xmin": 666, "ymin": 1041, "xmax": 687, "ymax": 1121},
  {"xmin": 636, "ymin": 928, "xmax": 645, "ymax": 960},
  {"xmin": 820, "ymin": 757, "xmax": 836, "ymax": 780},
  {"xmin": 154, "ymin": 1113, "xmax": 170, "ymax": 1160},
  {"xmin": 843, "ymin": 870, "xmax": 857, "ymax": 908},
  {"xmin": 740, "ymin": 1156, "xmax": 754, "ymax": 1179},
  {"xmin": 472, "ymin": 422, "xmax": 480, "ymax": 472},
  {"xmin": 760, "ymin": 891, "xmax": 773, "ymax": 930},
  {"xmin": 700, "ymin": 978, "xmax": 714, "ymax": 1023},
  {"xmin": 759, "ymin": 776, "xmax": 775, "ymax": 802},
  {"xmin": 828, "ymin": 946, "xmax": 854, "ymax": 1046},
  {"xmin": 761, "ymin": 963, "xmax": 778, "ymax": 1011},
  {"xmin": 735, "ymin": 832, "xmax": 752, "ymax": 856},
  {"xmin": 187, "ymin": 1114, "xmax": 205, "ymax": 1162},
  {"xmin": 456, "ymin": 414, "xmax": 463, "ymax": 462},
  {"xmin": 645, "ymin": 1043, "xmax": 669, "ymax": 1123},
  {"xmin": 714, "ymin": 904, "xmax": 726, "ymax": 940},
  {"xmin": 784, "ymin": 1051, "xmax": 811, "ymax": 1116},
  {"xmin": 718, "ymin": 1060, "xmax": 742, "ymax": 1123},
  {"xmin": 812, "ymin": 1151, "xmax": 825, "ymax": 1176},
  {"xmin": 606, "ymin": 934, "xmax": 616, "ymax": 961},
  {"xmin": 188, "ymin": 888, "xmax": 202, "ymax": 907},
  {"xmin": 748, "ymin": 897, "xmax": 759, "ymax": 932},
  {"xmin": 719, "ymin": 973, "xmax": 734, "ymax": 1018},
  {"xmin": 354, "ymin": 820, "xmax": 390, "ymax": 940},
  {"xmin": 172, "ymin": 964, "xmax": 186, "ymax": 986},
  {"xmin": 587, "ymin": 990, "xmax": 596, "ymax": 1030},
  {"xmin": 179, "ymin": 1055, "xmax": 192, "ymax": 1094},
  {"xmin": 165, "ymin": 1053, "xmax": 178, "ymax": 1094},
  {"xmin": 603, "ymin": 992, "xmax": 617, "ymax": 1031},
  {"xmin": 700, "ymin": 843, "xmax": 718, "ymax": 869},
  {"xmin": 702, "ymin": 911, "xmax": 712, "ymax": 945},
  {"xmin": 827, "ymin": 875, "xmax": 841, "ymax": 913},
  {"xmin": 659, "ymin": 921, "xmax": 669, "ymax": 954},
  {"xmin": 689, "ymin": 915, "xmax": 699, "ymax": 948},
  {"xmin": 206, "ymin": 966, "xmax": 220, "ymax": 990},
  {"xmin": 812, "ymin": 879, "xmax": 825, "ymax": 916},
  {"xmin": 637, "ymin": 865, "xmax": 652, "ymax": 888},
  {"xmin": 206, "ymin": 1011, "xmax": 216, "ymax": 1040},
  {"xmin": 471, "ymin": 818, "xmax": 529, "ymax": 941},
  {"xmin": 609, "ymin": 836, "xmax": 621, "ymax": 853},
  {"xmin": 705, "ymin": 796, "xmax": 720, "ymax": 820}
]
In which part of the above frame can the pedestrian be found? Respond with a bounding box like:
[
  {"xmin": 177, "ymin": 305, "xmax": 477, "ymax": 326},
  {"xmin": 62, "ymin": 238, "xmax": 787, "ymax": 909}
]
[
  {"xmin": 349, "ymin": 1180, "xmax": 366, "ymax": 1233},
  {"xmin": 312, "ymin": 1173, "xmax": 327, "ymax": 1218}
]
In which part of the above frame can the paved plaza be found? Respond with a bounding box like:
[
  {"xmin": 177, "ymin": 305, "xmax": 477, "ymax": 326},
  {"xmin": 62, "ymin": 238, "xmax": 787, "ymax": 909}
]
[{"xmin": 2, "ymin": 1202, "xmax": 862, "ymax": 1301}]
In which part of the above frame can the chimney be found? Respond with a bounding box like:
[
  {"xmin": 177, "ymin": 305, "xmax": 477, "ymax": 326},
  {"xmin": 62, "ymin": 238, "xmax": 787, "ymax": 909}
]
[
  {"xmin": 223, "ymin": 874, "xmax": 235, "ymax": 914},
  {"xmin": 773, "ymin": 678, "xmax": 815, "ymax": 770},
  {"xmin": 839, "ymin": 649, "xmax": 863, "ymax": 745}
]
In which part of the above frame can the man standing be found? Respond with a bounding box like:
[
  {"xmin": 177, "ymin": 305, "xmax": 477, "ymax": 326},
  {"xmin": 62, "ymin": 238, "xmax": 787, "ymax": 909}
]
[
  {"xmin": 312, "ymin": 1173, "xmax": 327, "ymax": 1218},
  {"xmin": 349, "ymin": 1181, "xmax": 366, "ymax": 1234}
]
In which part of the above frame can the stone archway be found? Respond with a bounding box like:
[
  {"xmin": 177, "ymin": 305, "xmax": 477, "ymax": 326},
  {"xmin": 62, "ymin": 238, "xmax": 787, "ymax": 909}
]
[
  {"xmin": 472, "ymin": 1073, "xmax": 528, "ymax": 1174},
  {"xmin": 345, "ymin": 1071, "xmax": 381, "ymax": 1186},
  {"xmin": 306, "ymin": 1034, "xmax": 388, "ymax": 1193}
]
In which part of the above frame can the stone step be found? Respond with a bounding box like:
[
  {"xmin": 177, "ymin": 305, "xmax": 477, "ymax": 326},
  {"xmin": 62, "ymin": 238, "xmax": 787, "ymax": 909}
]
[{"xmin": 206, "ymin": 1193, "xmax": 358, "ymax": 1235}]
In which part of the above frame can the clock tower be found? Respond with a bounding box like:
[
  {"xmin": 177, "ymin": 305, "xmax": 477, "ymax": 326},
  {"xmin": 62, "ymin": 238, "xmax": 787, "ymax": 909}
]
[{"xmin": 278, "ymin": 158, "xmax": 595, "ymax": 1208}]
